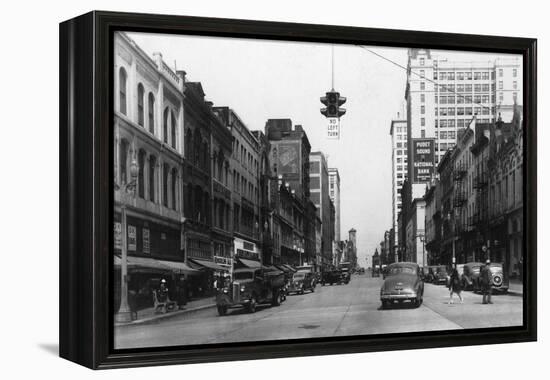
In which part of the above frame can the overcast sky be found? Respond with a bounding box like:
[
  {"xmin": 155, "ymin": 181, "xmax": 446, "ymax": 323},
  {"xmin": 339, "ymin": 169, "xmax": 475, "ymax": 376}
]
[{"xmin": 126, "ymin": 32, "xmax": 520, "ymax": 267}]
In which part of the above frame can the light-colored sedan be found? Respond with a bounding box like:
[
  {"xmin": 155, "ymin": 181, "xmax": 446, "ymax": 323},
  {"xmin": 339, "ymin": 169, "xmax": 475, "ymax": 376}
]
[{"xmin": 380, "ymin": 262, "xmax": 425, "ymax": 308}]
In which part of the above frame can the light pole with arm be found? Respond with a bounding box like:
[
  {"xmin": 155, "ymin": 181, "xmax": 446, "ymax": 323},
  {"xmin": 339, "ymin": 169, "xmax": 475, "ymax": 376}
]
[{"xmin": 115, "ymin": 157, "xmax": 139, "ymax": 323}]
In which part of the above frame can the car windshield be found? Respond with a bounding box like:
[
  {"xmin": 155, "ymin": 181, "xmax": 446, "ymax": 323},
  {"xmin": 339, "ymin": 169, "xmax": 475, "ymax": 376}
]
[
  {"xmin": 389, "ymin": 266, "xmax": 417, "ymax": 275},
  {"xmin": 233, "ymin": 271, "xmax": 253, "ymax": 280},
  {"xmin": 293, "ymin": 273, "xmax": 305, "ymax": 280}
]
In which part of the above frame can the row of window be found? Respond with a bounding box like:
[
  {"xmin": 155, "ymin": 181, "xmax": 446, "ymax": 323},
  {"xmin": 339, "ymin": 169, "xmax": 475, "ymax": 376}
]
[
  {"xmin": 434, "ymin": 71, "xmax": 492, "ymax": 81},
  {"xmin": 119, "ymin": 140, "xmax": 180, "ymax": 210},
  {"xmin": 232, "ymin": 170, "xmax": 259, "ymax": 204},
  {"xmin": 233, "ymin": 139, "xmax": 260, "ymax": 177},
  {"xmin": 119, "ymin": 67, "xmax": 180, "ymax": 150},
  {"xmin": 437, "ymin": 94, "xmax": 495, "ymax": 104},
  {"xmin": 436, "ymin": 118, "xmax": 493, "ymax": 128},
  {"xmin": 437, "ymin": 106, "xmax": 494, "ymax": 116},
  {"xmin": 439, "ymin": 83, "xmax": 493, "ymax": 93}
]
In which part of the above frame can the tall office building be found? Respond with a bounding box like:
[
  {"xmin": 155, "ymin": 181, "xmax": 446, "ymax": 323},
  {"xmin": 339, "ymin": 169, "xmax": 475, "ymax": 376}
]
[
  {"xmin": 389, "ymin": 117, "xmax": 407, "ymax": 252},
  {"xmin": 405, "ymin": 48, "xmax": 522, "ymax": 200},
  {"xmin": 309, "ymin": 152, "xmax": 332, "ymax": 268},
  {"xmin": 328, "ymin": 168, "xmax": 341, "ymax": 242}
]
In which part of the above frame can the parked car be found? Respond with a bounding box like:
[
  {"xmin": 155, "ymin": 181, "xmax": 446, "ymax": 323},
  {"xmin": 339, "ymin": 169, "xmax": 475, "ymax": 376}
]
[
  {"xmin": 288, "ymin": 271, "xmax": 316, "ymax": 294},
  {"xmin": 461, "ymin": 262, "xmax": 484, "ymax": 290},
  {"xmin": 420, "ymin": 266, "xmax": 430, "ymax": 282},
  {"xmin": 464, "ymin": 262, "xmax": 509, "ymax": 293},
  {"xmin": 321, "ymin": 270, "xmax": 342, "ymax": 285},
  {"xmin": 430, "ymin": 265, "xmax": 449, "ymax": 285},
  {"xmin": 380, "ymin": 262, "xmax": 424, "ymax": 308}
]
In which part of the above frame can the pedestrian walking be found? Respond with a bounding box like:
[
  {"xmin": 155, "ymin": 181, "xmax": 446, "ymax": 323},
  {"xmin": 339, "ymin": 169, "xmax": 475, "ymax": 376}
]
[
  {"xmin": 480, "ymin": 259, "xmax": 493, "ymax": 304},
  {"xmin": 448, "ymin": 265, "xmax": 463, "ymax": 304}
]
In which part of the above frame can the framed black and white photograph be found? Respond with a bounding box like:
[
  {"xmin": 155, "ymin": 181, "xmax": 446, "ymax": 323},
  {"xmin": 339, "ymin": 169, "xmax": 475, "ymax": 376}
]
[{"xmin": 59, "ymin": 10, "xmax": 537, "ymax": 369}]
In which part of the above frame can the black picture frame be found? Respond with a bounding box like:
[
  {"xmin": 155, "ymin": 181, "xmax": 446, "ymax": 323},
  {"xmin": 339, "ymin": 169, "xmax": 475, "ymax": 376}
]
[{"xmin": 59, "ymin": 10, "xmax": 537, "ymax": 369}]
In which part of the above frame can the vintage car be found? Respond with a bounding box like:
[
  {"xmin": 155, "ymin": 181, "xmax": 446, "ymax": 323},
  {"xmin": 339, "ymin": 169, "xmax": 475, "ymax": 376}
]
[
  {"xmin": 380, "ymin": 262, "xmax": 424, "ymax": 308},
  {"xmin": 461, "ymin": 262, "xmax": 484, "ymax": 290},
  {"xmin": 420, "ymin": 266, "xmax": 430, "ymax": 282},
  {"xmin": 288, "ymin": 271, "xmax": 316, "ymax": 294},
  {"xmin": 321, "ymin": 269, "xmax": 342, "ymax": 285},
  {"xmin": 430, "ymin": 265, "xmax": 449, "ymax": 285},
  {"xmin": 339, "ymin": 269, "xmax": 351, "ymax": 284},
  {"xmin": 372, "ymin": 265, "xmax": 381, "ymax": 277},
  {"xmin": 215, "ymin": 267, "xmax": 285, "ymax": 315},
  {"xmin": 464, "ymin": 262, "xmax": 509, "ymax": 293}
]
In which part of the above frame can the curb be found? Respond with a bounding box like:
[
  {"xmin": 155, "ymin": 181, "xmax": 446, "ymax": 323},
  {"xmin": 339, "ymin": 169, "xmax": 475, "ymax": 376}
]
[{"xmin": 116, "ymin": 303, "xmax": 216, "ymax": 327}]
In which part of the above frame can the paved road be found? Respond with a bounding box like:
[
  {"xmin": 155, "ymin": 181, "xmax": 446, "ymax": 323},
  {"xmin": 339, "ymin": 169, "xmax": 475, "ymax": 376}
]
[{"xmin": 114, "ymin": 274, "xmax": 523, "ymax": 349}]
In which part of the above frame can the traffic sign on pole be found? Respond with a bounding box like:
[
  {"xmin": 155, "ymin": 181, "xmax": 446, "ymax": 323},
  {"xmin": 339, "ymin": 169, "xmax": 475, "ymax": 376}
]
[{"xmin": 327, "ymin": 117, "xmax": 340, "ymax": 139}]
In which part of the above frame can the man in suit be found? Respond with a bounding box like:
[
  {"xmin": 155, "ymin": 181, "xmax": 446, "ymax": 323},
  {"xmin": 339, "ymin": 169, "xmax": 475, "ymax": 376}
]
[{"xmin": 480, "ymin": 259, "xmax": 493, "ymax": 304}]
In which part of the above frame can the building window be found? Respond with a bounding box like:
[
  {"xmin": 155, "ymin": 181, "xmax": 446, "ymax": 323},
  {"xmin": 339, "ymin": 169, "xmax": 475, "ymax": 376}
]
[
  {"xmin": 482, "ymin": 72, "xmax": 489, "ymax": 80},
  {"xmin": 421, "ymin": 105, "xmax": 425, "ymax": 114},
  {"xmin": 499, "ymin": 81, "xmax": 503, "ymax": 90},
  {"xmin": 499, "ymin": 68, "xmax": 503, "ymax": 77},
  {"xmin": 474, "ymin": 72, "xmax": 481, "ymax": 80},
  {"xmin": 119, "ymin": 139, "xmax": 129, "ymax": 185},
  {"xmin": 171, "ymin": 168, "xmax": 177, "ymax": 210},
  {"xmin": 457, "ymin": 72, "xmax": 464, "ymax": 80},
  {"xmin": 513, "ymin": 68, "xmax": 517, "ymax": 77},
  {"xmin": 513, "ymin": 81, "xmax": 518, "ymax": 90},
  {"xmin": 137, "ymin": 83, "xmax": 144, "ymax": 126},
  {"xmin": 163, "ymin": 164, "xmax": 169, "ymax": 207},
  {"xmin": 513, "ymin": 92, "xmax": 518, "ymax": 102},
  {"xmin": 448, "ymin": 72, "xmax": 455, "ymax": 80},
  {"xmin": 420, "ymin": 82, "xmax": 425, "ymax": 90},
  {"xmin": 138, "ymin": 150, "xmax": 146, "ymax": 198},
  {"xmin": 421, "ymin": 117, "xmax": 425, "ymax": 126},
  {"xmin": 149, "ymin": 156, "xmax": 156, "ymax": 202},
  {"xmin": 119, "ymin": 67, "xmax": 127, "ymax": 115},
  {"xmin": 421, "ymin": 129, "xmax": 426, "ymax": 138},
  {"xmin": 421, "ymin": 94, "xmax": 425, "ymax": 103},
  {"xmin": 171, "ymin": 111, "xmax": 177, "ymax": 149},
  {"xmin": 163, "ymin": 108, "xmax": 169, "ymax": 144},
  {"xmin": 148, "ymin": 93, "xmax": 155, "ymax": 134},
  {"xmin": 420, "ymin": 58, "xmax": 425, "ymax": 65}
]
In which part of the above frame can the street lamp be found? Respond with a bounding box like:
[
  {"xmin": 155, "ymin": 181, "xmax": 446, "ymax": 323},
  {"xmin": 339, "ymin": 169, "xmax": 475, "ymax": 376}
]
[{"xmin": 115, "ymin": 157, "xmax": 138, "ymax": 323}]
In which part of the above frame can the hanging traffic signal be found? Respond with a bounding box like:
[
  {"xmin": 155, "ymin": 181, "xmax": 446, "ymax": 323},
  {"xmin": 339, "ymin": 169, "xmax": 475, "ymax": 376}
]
[{"xmin": 320, "ymin": 91, "xmax": 346, "ymax": 118}]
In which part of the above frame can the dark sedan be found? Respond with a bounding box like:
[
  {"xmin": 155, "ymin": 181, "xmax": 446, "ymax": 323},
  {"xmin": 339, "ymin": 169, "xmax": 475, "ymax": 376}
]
[
  {"xmin": 380, "ymin": 262, "xmax": 424, "ymax": 308},
  {"xmin": 431, "ymin": 265, "xmax": 449, "ymax": 285}
]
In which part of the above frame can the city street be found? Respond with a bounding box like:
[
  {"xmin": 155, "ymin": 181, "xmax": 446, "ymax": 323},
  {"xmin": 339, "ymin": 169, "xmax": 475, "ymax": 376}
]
[{"xmin": 115, "ymin": 274, "xmax": 523, "ymax": 349}]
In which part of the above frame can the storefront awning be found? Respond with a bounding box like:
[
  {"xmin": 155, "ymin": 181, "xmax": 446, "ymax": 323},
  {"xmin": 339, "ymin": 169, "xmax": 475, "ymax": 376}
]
[
  {"xmin": 282, "ymin": 264, "xmax": 297, "ymax": 272},
  {"xmin": 237, "ymin": 257, "xmax": 262, "ymax": 268},
  {"xmin": 156, "ymin": 259, "xmax": 202, "ymax": 276},
  {"xmin": 188, "ymin": 259, "xmax": 229, "ymax": 272},
  {"xmin": 275, "ymin": 264, "xmax": 292, "ymax": 273},
  {"xmin": 113, "ymin": 255, "xmax": 171, "ymax": 274}
]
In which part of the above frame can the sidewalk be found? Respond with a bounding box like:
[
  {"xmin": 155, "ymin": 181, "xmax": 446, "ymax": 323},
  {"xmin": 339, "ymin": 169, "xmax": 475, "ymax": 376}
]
[
  {"xmin": 116, "ymin": 296, "xmax": 216, "ymax": 327},
  {"xmin": 508, "ymin": 279, "xmax": 523, "ymax": 295}
]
